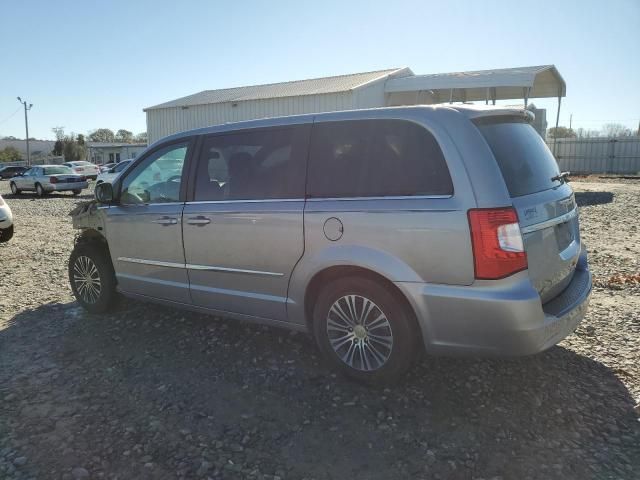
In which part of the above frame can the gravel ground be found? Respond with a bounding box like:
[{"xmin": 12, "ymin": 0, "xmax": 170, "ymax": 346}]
[{"xmin": 0, "ymin": 179, "xmax": 639, "ymax": 480}]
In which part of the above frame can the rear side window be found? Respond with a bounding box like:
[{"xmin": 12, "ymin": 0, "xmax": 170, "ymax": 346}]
[
  {"xmin": 476, "ymin": 119, "xmax": 560, "ymax": 197},
  {"xmin": 307, "ymin": 119, "xmax": 452, "ymax": 198},
  {"xmin": 194, "ymin": 126, "xmax": 309, "ymax": 201},
  {"xmin": 44, "ymin": 166, "xmax": 74, "ymax": 175}
]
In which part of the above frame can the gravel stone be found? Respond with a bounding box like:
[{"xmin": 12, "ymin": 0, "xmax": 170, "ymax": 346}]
[
  {"xmin": 71, "ymin": 466, "xmax": 89, "ymax": 479},
  {"xmin": 0, "ymin": 179, "xmax": 639, "ymax": 479}
]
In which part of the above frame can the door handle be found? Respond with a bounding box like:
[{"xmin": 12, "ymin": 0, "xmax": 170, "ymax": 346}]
[
  {"xmin": 152, "ymin": 216, "xmax": 178, "ymax": 226},
  {"xmin": 187, "ymin": 216, "xmax": 211, "ymax": 226}
]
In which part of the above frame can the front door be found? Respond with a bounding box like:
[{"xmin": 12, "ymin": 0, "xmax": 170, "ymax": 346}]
[
  {"xmin": 182, "ymin": 125, "xmax": 310, "ymax": 321},
  {"xmin": 17, "ymin": 167, "xmax": 38, "ymax": 190},
  {"xmin": 104, "ymin": 140, "xmax": 192, "ymax": 303}
]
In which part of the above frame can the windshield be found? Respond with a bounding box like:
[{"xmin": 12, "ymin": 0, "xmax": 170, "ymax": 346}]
[
  {"xmin": 475, "ymin": 118, "xmax": 561, "ymax": 197},
  {"xmin": 44, "ymin": 166, "xmax": 75, "ymax": 175}
]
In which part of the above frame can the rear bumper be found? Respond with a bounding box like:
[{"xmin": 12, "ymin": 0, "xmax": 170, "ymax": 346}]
[
  {"xmin": 397, "ymin": 248, "xmax": 592, "ymax": 356},
  {"xmin": 44, "ymin": 181, "xmax": 89, "ymax": 192}
]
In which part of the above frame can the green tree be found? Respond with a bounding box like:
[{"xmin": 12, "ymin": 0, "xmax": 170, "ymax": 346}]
[
  {"xmin": 62, "ymin": 134, "xmax": 87, "ymax": 161},
  {"xmin": 77, "ymin": 134, "xmax": 85, "ymax": 145},
  {"xmin": 115, "ymin": 129, "xmax": 133, "ymax": 143},
  {"xmin": 52, "ymin": 140, "xmax": 64, "ymax": 156},
  {"xmin": 547, "ymin": 126, "xmax": 576, "ymax": 139},
  {"xmin": 88, "ymin": 128, "xmax": 115, "ymax": 143},
  {"xmin": 0, "ymin": 146, "xmax": 23, "ymax": 162}
]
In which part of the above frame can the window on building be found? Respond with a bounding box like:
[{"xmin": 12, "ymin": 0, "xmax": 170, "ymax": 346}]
[
  {"xmin": 194, "ymin": 126, "xmax": 309, "ymax": 201},
  {"xmin": 307, "ymin": 119, "xmax": 453, "ymax": 198}
]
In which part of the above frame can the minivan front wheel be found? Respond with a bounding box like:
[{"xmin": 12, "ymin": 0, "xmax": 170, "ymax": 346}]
[
  {"xmin": 312, "ymin": 276, "xmax": 418, "ymax": 383},
  {"xmin": 69, "ymin": 242, "xmax": 116, "ymax": 313}
]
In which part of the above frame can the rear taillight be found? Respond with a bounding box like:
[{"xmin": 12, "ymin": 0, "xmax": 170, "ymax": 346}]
[
  {"xmin": 49, "ymin": 176, "xmax": 58, "ymax": 184},
  {"xmin": 468, "ymin": 207, "xmax": 527, "ymax": 280}
]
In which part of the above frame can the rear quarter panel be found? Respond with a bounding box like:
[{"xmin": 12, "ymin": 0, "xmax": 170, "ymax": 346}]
[{"xmin": 287, "ymin": 108, "xmax": 478, "ymax": 326}]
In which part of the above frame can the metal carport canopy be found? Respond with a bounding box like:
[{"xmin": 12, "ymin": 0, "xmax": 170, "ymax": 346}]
[{"xmin": 384, "ymin": 65, "xmax": 566, "ymax": 104}]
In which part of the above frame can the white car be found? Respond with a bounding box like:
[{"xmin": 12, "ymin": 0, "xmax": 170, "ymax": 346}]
[
  {"xmin": 96, "ymin": 159, "xmax": 132, "ymax": 184},
  {"xmin": 63, "ymin": 161, "xmax": 101, "ymax": 180},
  {"xmin": 0, "ymin": 194, "xmax": 13, "ymax": 243}
]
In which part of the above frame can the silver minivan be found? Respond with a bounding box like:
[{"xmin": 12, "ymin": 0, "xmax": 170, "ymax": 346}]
[{"xmin": 68, "ymin": 105, "xmax": 592, "ymax": 382}]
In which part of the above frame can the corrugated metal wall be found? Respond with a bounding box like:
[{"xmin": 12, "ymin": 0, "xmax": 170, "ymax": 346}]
[
  {"xmin": 548, "ymin": 137, "xmax": 640, "ymax": 174},
  {"xmin": 146, "ymin": 91, "xmax": 361, "ymax": 143}
]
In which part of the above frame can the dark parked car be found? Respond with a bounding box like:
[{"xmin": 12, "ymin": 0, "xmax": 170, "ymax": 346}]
[{"xmin": 0, "ymin": 165, "xmax": 27, "ymax": 179}]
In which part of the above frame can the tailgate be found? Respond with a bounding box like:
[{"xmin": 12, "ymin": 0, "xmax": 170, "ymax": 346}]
[
  {"xmin": 513, "ymin": 184, "xmax": 581, "ymax": 302},
  {"xmin": 475, "ymin": 117, "xmax": 581, "ymax": 303}
]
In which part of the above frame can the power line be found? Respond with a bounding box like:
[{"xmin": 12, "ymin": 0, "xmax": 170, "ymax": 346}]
[{"xmin": 0, "ymin": 107, "xmax": 21, "ymax": 126}]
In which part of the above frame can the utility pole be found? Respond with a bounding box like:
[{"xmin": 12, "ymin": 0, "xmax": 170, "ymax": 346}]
[
  {"xmin": 17, "ymin": 97, "xmax": 33, "ymax": 166},
  {"xmin": 569, "ymin": 114, "xmax": 572, "ymax": 130}
]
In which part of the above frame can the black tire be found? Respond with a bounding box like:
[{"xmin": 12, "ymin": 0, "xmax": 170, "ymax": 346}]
[
  {"xmin": 35, "ymin": 183, "xmax": 45, "ymax": 197},
  {"xmin": 10, "ymin": 182, "xmax": 20, "ymax": 195},
  {"xmin": 68, "ymin": 242, "xmax": 117, "ymax": 314},
  {"xmin": 72, "ymin": 189, "xmax": 81, "ymax": 195},
  {"xmin": 312, "ymin": 276, "xmax": 418, "ymax": 384},
  {"xmin": 0, "ymin": 224, "xmax": 14, "ymax": 243}
]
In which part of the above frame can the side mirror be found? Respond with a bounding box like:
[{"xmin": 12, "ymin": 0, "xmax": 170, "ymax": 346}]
[{"xmin": 95, "ymin": 182, "xmax": 114, "ymax": 204}]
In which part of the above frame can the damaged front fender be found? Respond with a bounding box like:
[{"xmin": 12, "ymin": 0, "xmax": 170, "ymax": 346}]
[{"xmin": 69, "ymin": 200, "xmax": 105, "ymax": 232}]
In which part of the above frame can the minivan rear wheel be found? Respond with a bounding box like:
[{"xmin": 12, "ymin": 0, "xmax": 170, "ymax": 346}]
[
  {"xmin": 69, "ymin": 242, "xmax": 117, "ymax": 314},
  {"xmin": 312, "ymin": 276, "xmax": 417, "ymax": 383}
]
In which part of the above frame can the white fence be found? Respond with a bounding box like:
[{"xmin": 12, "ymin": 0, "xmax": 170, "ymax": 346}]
[{"xmin": 547, "ymin": 137, "xmax": 640, "ymax": 175}]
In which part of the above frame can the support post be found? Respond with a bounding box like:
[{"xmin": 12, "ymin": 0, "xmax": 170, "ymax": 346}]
[
  {"xmin": 449, "ymin": 88, "xmax": 453, "ymax": 104},
  {"xmin": 553, "ymin": 94, "xmax": 562, "ymax": 157},
  {"xmin": 523, "ymin": 87, "xmax": 531, "ymax": 108},
  {"xmin": 485, "ymin": 88, "xmax": 489, "ymax": 105}
]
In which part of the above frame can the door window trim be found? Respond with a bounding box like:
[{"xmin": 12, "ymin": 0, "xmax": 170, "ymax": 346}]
[{"xmin": 114, "ymin": 137, "xmax": 196, "ymax": 205}]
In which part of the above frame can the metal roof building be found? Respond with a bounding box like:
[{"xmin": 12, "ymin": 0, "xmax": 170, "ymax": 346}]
[{"xmin": 144, "ymin": 65, "xmax": 566, "ymax": 143}]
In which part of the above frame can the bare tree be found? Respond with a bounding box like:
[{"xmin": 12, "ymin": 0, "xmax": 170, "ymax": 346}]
[
  {"xmin": 601, "ymin": 123, "xmax": 633, "ymax": 138},
  {"xmin": 51, "ymin": 126, "xmax": 65, "ymax": 141}
]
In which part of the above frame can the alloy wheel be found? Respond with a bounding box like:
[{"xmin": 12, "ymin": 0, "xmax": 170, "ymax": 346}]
[
  {"xmin": 72, "ymin": 255, "xmax": 102, "ymax": 304},
  {"xmin": 326, "ymin": 294, "xmax": 393, "ymax": 371}
]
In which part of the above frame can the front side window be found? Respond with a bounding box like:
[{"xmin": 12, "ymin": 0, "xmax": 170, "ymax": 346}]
[
  {"xmin": 120, "ymin": 142, "xmax": 188, "ymax": 204},
  {"xmin": 194, "ymin": 126, "xmax": 308, "ymax": 201},
  {"xmin": 307, "ymin": 119, "xmax": 453, "ymax": 198}
]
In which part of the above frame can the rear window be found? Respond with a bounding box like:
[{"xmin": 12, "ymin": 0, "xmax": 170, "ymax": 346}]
[
  {"xmin": 476, "ymin": 119, "xmax": 560, "ymax": 197},
  {"xmin": 44, "ymin": 166, "xmax": 74, "ymax": 175},
  {"xmin": 307, "ymin": 119, "xmax": 453, "ymax": 198}
]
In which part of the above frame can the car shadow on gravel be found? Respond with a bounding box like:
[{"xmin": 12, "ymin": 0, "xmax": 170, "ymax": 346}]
[
  {"xmin": 1, "ymin": 301, "xmax": 639, "ymax": 479},
  {"xmin": 575, "ymin": 191, "xmax": 614, "ymax": 207}
]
